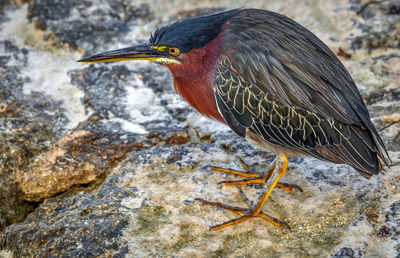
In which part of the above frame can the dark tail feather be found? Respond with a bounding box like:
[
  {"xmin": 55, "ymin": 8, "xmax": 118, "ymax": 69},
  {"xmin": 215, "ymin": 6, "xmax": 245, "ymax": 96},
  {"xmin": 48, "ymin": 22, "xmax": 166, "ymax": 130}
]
[
  {"xmin": 358, "ymin": 114, "xmax": 391, "ymax": 167},
  {"xmin": 312, "ymin": 123, "xmax": 384, "ymax": 178}
]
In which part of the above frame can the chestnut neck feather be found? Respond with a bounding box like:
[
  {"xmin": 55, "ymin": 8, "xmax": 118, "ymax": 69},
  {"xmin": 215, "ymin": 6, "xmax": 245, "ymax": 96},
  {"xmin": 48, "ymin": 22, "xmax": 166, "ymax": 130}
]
[{"xmin": 166, "ymin": 33, "xmax": 225, "ymax": 123}]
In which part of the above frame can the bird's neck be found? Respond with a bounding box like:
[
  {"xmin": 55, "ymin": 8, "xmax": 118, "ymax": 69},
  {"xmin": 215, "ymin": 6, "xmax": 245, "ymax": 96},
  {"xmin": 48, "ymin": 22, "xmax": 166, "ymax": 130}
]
[{"xmin": 166, "ymin": 34, "xmax": 225, "ymax": 123}]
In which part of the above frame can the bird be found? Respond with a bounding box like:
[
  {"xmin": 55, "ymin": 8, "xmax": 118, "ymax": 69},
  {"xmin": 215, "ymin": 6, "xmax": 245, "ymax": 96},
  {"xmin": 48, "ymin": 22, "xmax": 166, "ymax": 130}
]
[{"xmin": 78, "ymin": 8, "xmax": 391, "ymax": 230}]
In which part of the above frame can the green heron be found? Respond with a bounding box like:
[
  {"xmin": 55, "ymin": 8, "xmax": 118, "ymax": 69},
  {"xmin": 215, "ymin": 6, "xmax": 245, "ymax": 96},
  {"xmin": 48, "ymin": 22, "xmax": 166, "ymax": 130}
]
[{"xmin": 79, "ymin": 8, "xmax": 391, "ymax": 230}]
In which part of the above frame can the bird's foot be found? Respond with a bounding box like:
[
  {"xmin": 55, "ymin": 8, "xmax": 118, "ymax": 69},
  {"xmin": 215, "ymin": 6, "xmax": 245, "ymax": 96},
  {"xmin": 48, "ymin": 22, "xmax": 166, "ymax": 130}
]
[
  {"xmin": 211, "ymin": 158, "xmax": 302, "ymax": 192},
  {"xmin": 196, "ymin": 187, "xmax": 290, "ymax": 230}
]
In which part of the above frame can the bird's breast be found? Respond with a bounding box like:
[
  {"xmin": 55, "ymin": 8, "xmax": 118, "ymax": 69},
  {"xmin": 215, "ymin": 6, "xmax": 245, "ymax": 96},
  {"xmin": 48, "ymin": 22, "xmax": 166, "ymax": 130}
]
[
  {"xmin": 171, "ymin": 72, "xmax": 225, "ymax": 123},
  {"xmin": 167, "ymin": 33, "xmax": 226, "ymax": 123}
]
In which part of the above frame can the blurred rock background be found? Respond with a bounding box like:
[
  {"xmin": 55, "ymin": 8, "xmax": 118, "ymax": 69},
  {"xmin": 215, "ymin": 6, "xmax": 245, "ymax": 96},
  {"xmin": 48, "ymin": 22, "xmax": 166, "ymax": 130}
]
[{"xmin": 0, "ymin": 0, "xmax": 399, "ymax": 257}]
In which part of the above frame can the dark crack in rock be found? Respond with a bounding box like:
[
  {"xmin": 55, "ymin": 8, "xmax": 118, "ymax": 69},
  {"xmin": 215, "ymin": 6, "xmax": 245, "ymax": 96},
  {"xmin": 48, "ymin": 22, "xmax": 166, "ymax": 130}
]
[
  {"xmin": 27, "ymin": 0, "xmax": 153, "ymax": 52},
  {"xmin": 147, "ymin": 130, "xmax": 189, "ymax": 146}
]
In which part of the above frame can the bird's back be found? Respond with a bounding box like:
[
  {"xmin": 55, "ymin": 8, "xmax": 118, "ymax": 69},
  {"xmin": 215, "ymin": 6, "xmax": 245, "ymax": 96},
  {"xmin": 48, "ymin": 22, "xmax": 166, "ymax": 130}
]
[{"xmin": 213, "ymin": 9, "xmax": 390, "ymax": 177}]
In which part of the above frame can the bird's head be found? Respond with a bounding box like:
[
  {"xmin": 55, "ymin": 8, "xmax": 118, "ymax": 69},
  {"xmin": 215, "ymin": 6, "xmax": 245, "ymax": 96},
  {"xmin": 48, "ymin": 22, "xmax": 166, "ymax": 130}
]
[{"xmin": 78, "ymin": 9, "xmax": 239, "ymax": 68}]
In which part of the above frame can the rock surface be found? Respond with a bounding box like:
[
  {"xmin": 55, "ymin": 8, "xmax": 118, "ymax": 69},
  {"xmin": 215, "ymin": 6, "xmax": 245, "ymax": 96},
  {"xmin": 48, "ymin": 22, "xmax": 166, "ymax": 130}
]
[{"xmin": 0, "ymin": 0, "xmax": 399, "ymax": 257}]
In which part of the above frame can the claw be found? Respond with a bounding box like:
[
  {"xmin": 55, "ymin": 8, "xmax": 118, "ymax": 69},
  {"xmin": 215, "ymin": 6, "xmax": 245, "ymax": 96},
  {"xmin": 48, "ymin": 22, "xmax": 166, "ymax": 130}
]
[{"xmin": 277, "ymin": 182, "xmax": 303, "ymax": 193}]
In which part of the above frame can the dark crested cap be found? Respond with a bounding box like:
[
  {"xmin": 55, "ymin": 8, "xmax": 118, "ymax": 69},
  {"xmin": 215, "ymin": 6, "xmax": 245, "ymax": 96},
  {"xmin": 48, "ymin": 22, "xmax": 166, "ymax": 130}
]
[{"xmin": 150, "ymin": 9, "xmax": 239, "ymax": 53}]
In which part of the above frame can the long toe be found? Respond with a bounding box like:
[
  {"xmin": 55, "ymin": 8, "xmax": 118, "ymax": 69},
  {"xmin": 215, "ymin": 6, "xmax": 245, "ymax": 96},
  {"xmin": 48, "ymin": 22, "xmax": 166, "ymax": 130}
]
[
  {"xmin": 210, "ymin": 167, "xmax": 261, "ymax": 179},
  {"xmin": 210, "ymin": 158, "xmax": 274, "ymax": 186},
  {"xmin": 196, "ymin": 198, "xmax": 289, "ymax": 230}
]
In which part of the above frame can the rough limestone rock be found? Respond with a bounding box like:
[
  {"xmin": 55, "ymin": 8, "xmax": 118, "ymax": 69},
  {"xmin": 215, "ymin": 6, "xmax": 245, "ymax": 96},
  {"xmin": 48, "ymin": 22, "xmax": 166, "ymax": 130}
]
[{"xmin": 0, "ymin": 0, "xmax": 399, "ymax": 257}]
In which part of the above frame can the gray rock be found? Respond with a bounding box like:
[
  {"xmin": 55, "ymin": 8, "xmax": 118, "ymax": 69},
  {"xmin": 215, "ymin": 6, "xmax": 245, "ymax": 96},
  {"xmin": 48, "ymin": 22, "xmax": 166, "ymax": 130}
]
[
  {"xmin": 27, "ymin": 0, "xmax": 153, "ymax": 53},
  {"xmin": 1, "ymin": 187, "xmax": 133, "ymax": 257},
  {"xmin": 348, "ymin": 0, "xmax": 400, "ymax": 51}
]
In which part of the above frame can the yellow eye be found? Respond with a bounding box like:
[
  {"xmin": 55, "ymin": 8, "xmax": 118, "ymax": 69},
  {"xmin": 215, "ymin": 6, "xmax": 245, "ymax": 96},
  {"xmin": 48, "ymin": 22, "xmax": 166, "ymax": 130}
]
[{"xmin": 168, "ymin": 47, "xmax": 180, "ymax": 56}]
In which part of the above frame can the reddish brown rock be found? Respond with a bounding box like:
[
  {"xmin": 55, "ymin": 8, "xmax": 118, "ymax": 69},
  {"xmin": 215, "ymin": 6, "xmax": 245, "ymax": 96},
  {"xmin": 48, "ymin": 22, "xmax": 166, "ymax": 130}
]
[{"xmin": 17, "ymin": 130, "xmax": 133, "ymax": 202}]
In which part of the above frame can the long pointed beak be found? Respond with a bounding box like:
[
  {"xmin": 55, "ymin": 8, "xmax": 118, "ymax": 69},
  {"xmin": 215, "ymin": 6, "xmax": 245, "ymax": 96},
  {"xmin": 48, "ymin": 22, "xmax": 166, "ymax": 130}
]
[{"xmin": 78, "ymin": 43, "xmax": 164, "ymax": 63}]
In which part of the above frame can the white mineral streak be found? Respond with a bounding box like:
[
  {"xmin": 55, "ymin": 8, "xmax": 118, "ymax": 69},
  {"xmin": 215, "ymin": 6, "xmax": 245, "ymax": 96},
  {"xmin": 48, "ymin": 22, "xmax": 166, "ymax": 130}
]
[{"xmin": 0, "ymin": 6, "xmax": 90, "ymax": 129}]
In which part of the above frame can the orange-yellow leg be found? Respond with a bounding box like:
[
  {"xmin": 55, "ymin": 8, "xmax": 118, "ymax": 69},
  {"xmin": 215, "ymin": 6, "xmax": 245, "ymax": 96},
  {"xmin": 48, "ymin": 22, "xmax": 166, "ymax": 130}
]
[
  {"xmin": 211, "ymin": 157, "xmax": 302, "ymax": 192},
  {"xmin": 198, "ymin": 153, "xmax": 290, "ymax": 230}
]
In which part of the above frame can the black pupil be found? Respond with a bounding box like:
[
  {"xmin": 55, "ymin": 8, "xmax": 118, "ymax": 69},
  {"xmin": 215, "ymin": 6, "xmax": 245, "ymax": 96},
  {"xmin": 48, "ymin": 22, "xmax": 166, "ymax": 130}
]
[{"xmin": 170, "ymin": 48, "xmax": 175, "ymax": 54}]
